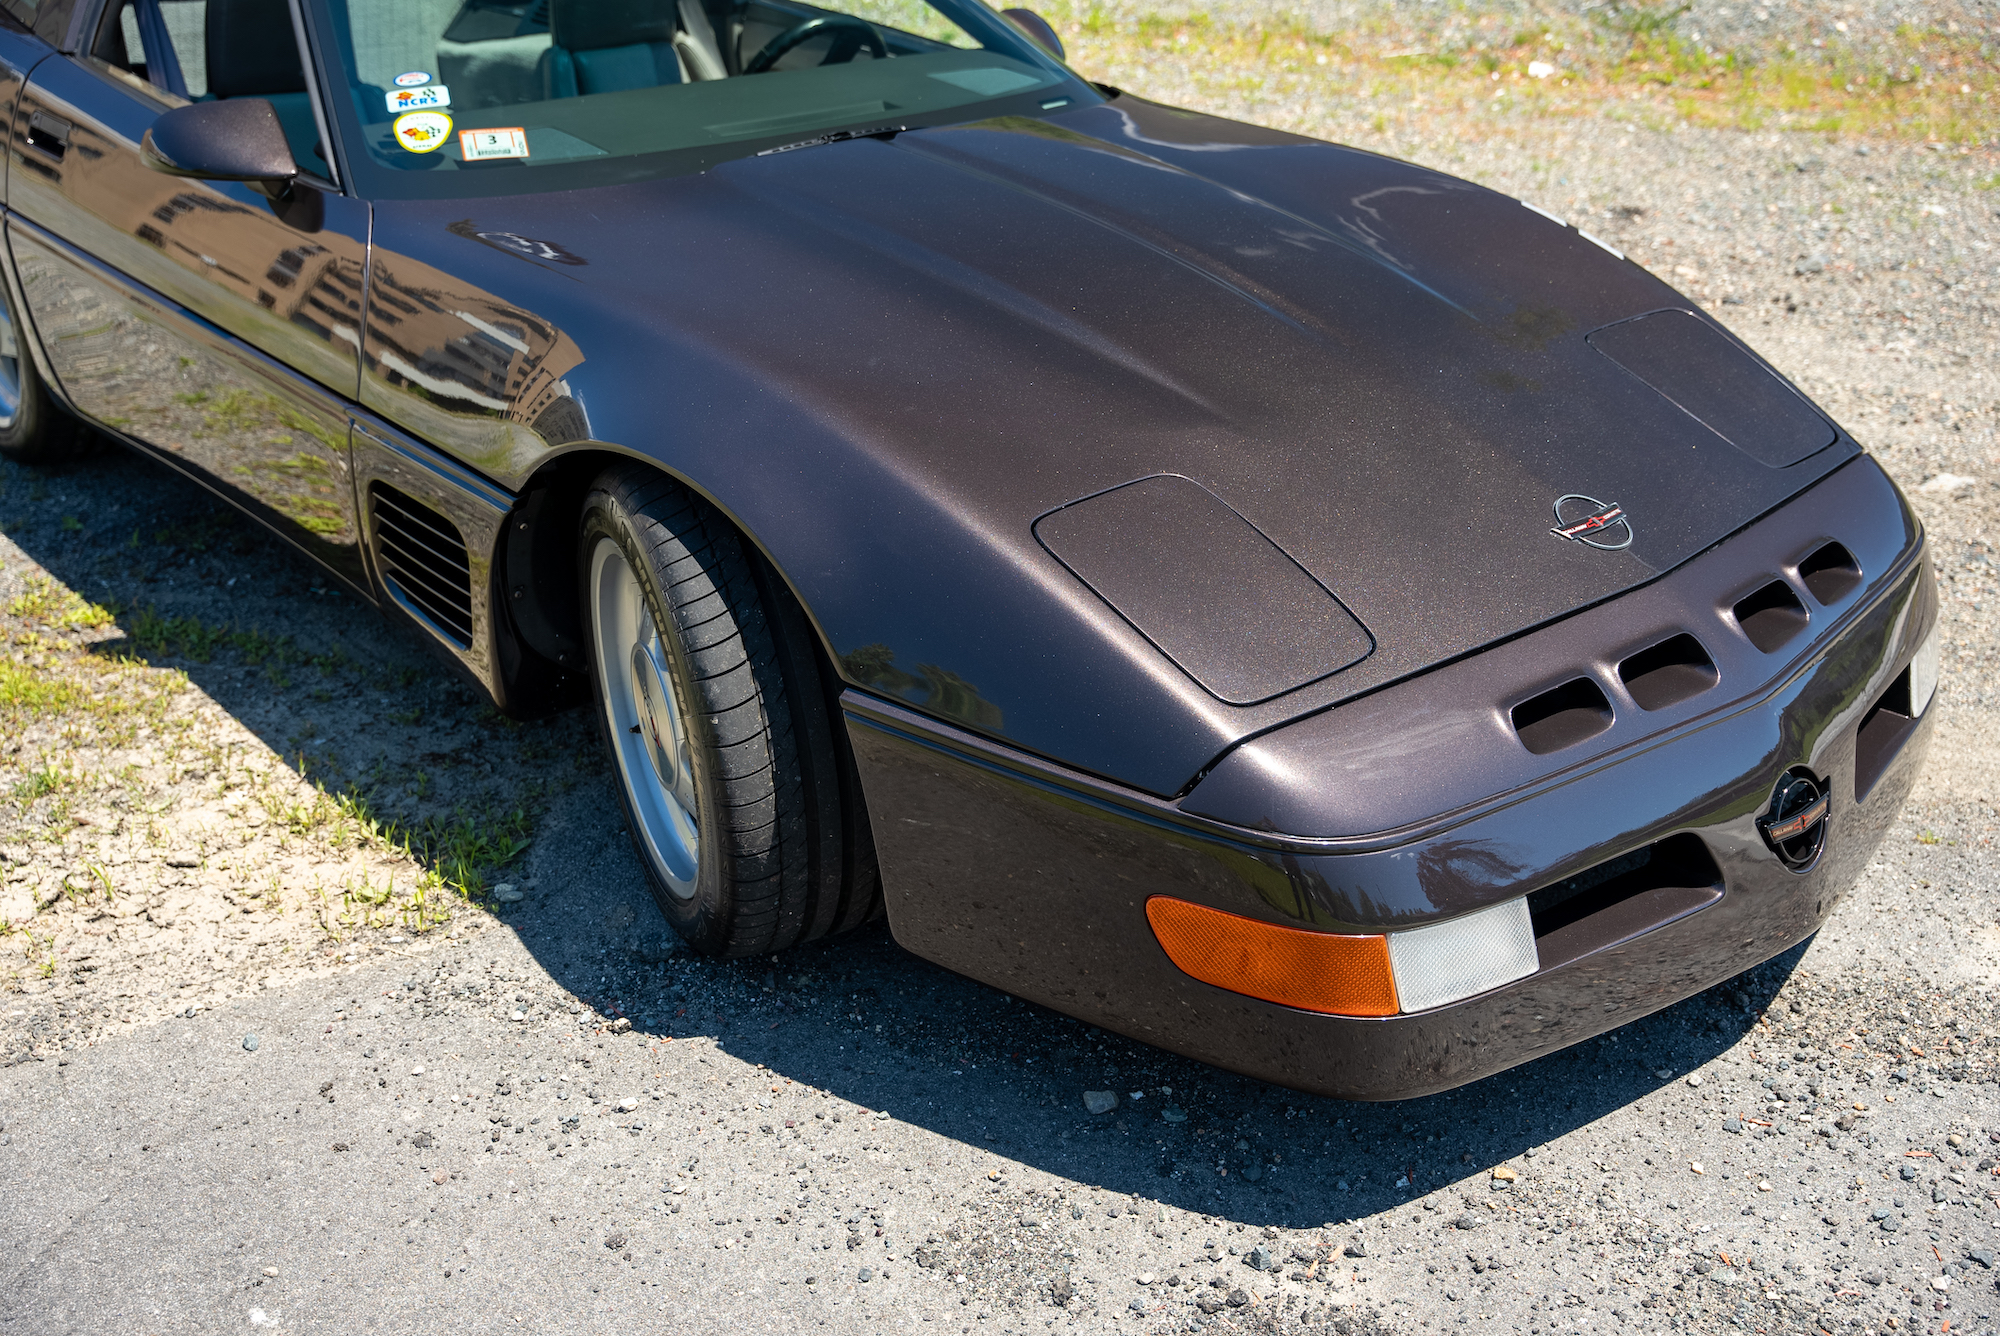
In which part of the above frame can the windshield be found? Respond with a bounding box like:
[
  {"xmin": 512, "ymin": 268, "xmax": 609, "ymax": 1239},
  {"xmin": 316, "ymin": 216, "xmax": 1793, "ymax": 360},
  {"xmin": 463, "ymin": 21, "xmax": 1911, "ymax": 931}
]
[{"xmin": 307, "ymin": 0, "xmax": 1092, "ymax": 195}]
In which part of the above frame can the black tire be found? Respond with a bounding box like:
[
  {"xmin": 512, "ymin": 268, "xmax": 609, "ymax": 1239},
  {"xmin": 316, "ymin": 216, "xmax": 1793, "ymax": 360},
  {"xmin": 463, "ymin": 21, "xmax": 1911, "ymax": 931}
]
[
  {"xmin": 0, "ymin": 297, "xmax": 82, "ymax": 466},
  {"xmin": 580, "ymin": 464, "xmax": 879, "ymax": 957}
]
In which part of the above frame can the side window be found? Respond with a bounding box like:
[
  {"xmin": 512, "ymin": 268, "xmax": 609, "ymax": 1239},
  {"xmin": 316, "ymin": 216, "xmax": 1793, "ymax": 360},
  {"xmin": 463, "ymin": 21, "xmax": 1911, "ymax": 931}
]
[
  {"xmin": 94, "ymin": 0, "xmax": 331, "ymax": 180},
  {"xmin": 96, "ymin": 0, "xmax": 202, "ymax": 98}
]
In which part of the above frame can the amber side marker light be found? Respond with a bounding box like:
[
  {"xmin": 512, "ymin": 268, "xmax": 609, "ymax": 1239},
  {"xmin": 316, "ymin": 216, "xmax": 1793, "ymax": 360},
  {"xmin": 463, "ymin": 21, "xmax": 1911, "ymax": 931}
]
[{"xmin": 1144, "ymin": 896, "xmax": 1399, "ymax": 1017}]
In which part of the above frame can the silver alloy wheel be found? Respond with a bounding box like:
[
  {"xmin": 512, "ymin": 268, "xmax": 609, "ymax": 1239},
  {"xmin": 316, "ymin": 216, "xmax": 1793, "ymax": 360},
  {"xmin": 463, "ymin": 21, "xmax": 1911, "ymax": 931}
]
[{"xmin": 590, "ymin": 536, "xmax": 701, "ymax": 898}]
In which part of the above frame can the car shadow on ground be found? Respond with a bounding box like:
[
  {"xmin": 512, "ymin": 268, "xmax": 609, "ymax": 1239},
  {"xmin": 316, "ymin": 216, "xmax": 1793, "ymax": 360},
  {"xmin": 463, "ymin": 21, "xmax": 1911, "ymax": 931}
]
[{"xmin": 5, "ymin": 440, "xmax": 1808, "ymax": 1231}]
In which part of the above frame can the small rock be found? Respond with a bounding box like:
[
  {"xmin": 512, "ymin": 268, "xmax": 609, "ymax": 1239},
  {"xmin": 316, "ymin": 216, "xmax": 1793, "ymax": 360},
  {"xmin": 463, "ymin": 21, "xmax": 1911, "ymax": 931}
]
[
  {"xmin": 1930, "ymin": 1276, "xmax": 1951, "ymax": 1292},
  {"xmin": 1918, "ymin": 473, "xmax": 1980, "ymax": 497},
  {"xmin": 1690, "ymin": 1162, "xmax": 1704, "ymax": 1175},
  {"xmin": 1491, "ymin": 1165, "xmax": 1517, "ymax": 1183},
  {"xmin": 411, "ymin": 1131, "xmax": 434, "ymax": 1149},
  {"xmin": 1654, "ymin": 1068, "xmax": 1673, "ymax": 1080},
  {"xmin": 1756, "ymin": 1180, "xmax": 1772, "ymax": 1192},
  {"xmin": 1018, "ymin": 1214, "xmax": 1040, "ymax": 1228},
  {"xmin": 1050, "ymin": 1275, "xmax": 1073, "ymax": 1306},
  {"xmin": 411, "ymin": 1066, "xmax": 425, "ymax": 1076},
  {"xmin": 492, "ymin": 884, "xmax": 524, "ymax": 903},
  {"xmin": 617, "ymin": 1098, "xmax": 639, "ymax": 1112},
  {"xmin": 1242, "ymin": 1163, "xmax": 1264, "ymax": 1183},
  {"xmin": 1246, "ymin": 1246, "xmax": 1273, "ymax": 1271},
  {"xmin": 1082, "ymin": 1091, "xmax": 1119, "ymax": 1115},
  {"xmin": 857, "ymin": 1267, "xmax": 873, "ymax": 1283},
  {"xmin": 1137, "ymin": 1272, "xmax": 1156, "ymax": 1286},
  {"xmin": 1723, "ymin": 1118, "xmax": 1743, "ymax": 1135},
  {"xmin": 261, "ymin": 1267, "xmax": 279, "ymax": 1277},
  {"xmin": 1226, "ymin": 1289, "xmax": 1249, "ymax": 1308},
  {"xmin": 1195, "ymin": 1295, "xmax": 1225, "ymax": 1315},
  {"xmin": 1880, "ymin": 1217, "xmax": 1900, "ymax": 1233},
  {"xmin": 1343, "ymin": 1240, "xmax": 1367, "ymax": 1259},
  {"xmin": 1794, "ymin": 255, "xmax": 1826, "ymax": 275},
  {"xmin": 605, "ymin": 1233, "xmax": 626, "ymax": 1251},
  {"xmin": 1161, "ymin": 1106, "xmax": 1187, "ymax": 1123},
  {"xmin": 331, "ymin": 1142, "xmax": 349, "ymax": 1152},
  {"xmin": 1965, "ymin": 1248, "xmax": 1993, "ymax": 1269},
  {"xmin": 1900, "ymin": 1164, "xmax": 1918, "ymax": 1181},
  {"xmin": 606, "ymin": 1018, "xmax": 632, "ymax": 1035},
  {"xmin": 1453, "ymin": 1214, "xmax": 1482, "ymax": 1231},
  {"xmin": 242, "ymin": 1034, "xmax": 259, "ymax": 1052},
  {"xmin": 1685, "ymin": 1073, "xmax": 1703, "ymax": 1088},
  {"xmin": 433, "ymin": 1171, "xmax": 448, "ymax": 1185}
]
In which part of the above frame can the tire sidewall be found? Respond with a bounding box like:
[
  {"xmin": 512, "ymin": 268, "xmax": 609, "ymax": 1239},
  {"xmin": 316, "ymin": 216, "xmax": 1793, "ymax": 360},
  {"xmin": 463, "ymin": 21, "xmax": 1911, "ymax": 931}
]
[{"xmin": 580, "ymin": 488, "xmax": 733, "ymax": 948}]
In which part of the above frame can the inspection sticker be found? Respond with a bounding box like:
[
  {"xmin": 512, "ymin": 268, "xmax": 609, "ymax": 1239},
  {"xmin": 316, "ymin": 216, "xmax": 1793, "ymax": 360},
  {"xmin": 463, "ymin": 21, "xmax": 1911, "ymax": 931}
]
[
  {"xmin": 392, "ymin": 110, "xmax": 453, "ymax": 153},
  {"xmin": 459, "ymin": 126, "xmax": 529, "ymax": 161},
  {"xmin": 393, "ymin": 70, "xmax": 432, "ymax": 87},
  {"xmin": 387, "ymin": 84, "xmax": 450, "ymax": 114}
]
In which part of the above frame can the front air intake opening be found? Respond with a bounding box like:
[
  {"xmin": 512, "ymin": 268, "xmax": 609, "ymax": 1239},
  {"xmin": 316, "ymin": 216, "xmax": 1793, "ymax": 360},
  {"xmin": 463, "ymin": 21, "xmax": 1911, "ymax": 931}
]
[
  {"xmin": 371, "ymin": 483, "xmax": 475, "ymax": 649},
  {"xmin": 1854, "ymin": 665, "xmax": 1916, "ymax": 802},
  {"xmin": 1732, "ymin": 580, "xmax": 1809, "ymax": 654},
  {"xmin": 1528, "ymin": 833, "xmax": 1724, "ymax": 971},
  {"xmin": 1618, "ymin": 633, "xmax": 1718, "ymax": 711},
  {"xmin": 1511, "ymin": 677, "xmax": 1613, "ymax": 755},
  {"xmin": 1798, "ymin": 541, "xmax": 1862, "ymax": 605}
]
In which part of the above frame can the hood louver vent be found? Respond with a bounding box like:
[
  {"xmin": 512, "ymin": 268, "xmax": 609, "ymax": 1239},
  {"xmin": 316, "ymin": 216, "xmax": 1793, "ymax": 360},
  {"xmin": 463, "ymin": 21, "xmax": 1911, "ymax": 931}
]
[{"xmin": 371, "ymin": 483, "xmax": 474, "ymax": 648}]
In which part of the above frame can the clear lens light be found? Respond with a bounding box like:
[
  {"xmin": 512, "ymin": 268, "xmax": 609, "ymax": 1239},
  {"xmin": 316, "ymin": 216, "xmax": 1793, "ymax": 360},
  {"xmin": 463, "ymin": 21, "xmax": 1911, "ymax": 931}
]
[
  {"xmin": 1386, "ymin": 897, "xmax": 1538, "ymax": 1013},
  {"xmin": 1910, "ymin": 620, "xmax": 1940, "ymax": 717}
]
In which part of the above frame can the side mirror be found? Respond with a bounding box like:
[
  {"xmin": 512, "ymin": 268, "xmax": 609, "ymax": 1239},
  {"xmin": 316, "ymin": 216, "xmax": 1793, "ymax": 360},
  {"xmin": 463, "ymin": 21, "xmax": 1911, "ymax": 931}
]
[
  {"xmin": 1001, "ymin": 7, "xmax": 1064, "ymax": 61},
  {"xmin": 140, "ymin": 99, "xmax": 298, "ymax": 186}
]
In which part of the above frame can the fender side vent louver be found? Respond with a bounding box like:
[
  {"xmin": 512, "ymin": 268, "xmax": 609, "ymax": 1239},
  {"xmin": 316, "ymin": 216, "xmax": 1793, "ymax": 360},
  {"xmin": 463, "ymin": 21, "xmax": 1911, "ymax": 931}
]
[
  {"xmin": 371, "ymin": 483, "xmax": 474, "ymax": 649},
  {"xmin": 1511, "ymin": 677, "xmax": 1613, "ymax": 755}
]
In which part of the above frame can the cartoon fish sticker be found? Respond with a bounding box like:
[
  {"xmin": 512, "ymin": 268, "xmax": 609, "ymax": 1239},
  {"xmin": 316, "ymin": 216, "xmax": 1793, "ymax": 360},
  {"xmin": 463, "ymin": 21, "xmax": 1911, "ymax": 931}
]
[{"xmin": 393, "ymin": 111, "xmax": 453, "ymax": 153}]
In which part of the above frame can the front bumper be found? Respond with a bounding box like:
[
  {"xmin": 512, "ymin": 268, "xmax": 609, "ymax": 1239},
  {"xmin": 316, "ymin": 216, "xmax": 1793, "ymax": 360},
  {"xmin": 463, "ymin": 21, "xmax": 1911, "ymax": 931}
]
[{"xmin": 846, "ymin": 457, "xmax": 1934, "ymax": 1100}]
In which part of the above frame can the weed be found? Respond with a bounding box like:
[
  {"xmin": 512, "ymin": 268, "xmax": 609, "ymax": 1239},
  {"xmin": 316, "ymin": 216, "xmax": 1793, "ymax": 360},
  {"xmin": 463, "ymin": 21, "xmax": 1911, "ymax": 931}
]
[
  {"xmin": 59, "ymin": 515, "xmax": 82, "ymax": 533},
  {"xmin": 8, "ymin": 575, "xmax": 114, "ymax": 630}
]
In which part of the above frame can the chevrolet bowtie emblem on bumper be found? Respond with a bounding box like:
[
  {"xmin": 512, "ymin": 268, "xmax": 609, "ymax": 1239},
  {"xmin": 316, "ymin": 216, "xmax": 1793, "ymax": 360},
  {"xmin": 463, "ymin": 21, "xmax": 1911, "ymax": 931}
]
[
  {"xmin": 1758, "ymin": 769, "xmax": 1830, "ymax": 871},
  {"xmin": 1549, "ymin": 494, "xmax": 1634, "ymax": 551}
]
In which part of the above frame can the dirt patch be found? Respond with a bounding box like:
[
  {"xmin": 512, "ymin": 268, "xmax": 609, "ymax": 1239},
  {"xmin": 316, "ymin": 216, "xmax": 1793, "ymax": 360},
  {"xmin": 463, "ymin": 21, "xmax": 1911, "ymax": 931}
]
[{"xmin": 0, "ymin": 451, "xmax": 595, "ymax": 1054}]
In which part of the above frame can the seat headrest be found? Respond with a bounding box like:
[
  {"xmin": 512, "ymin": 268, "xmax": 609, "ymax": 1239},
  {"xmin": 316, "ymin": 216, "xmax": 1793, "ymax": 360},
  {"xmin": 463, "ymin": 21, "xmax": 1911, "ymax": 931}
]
[
  {"xmin": 206, "ymin": 0, "xmax": 307, "ymax": 99},
  {"xmin": 551, "ymin": 0, "xmax": 677, "ymax": 53}
]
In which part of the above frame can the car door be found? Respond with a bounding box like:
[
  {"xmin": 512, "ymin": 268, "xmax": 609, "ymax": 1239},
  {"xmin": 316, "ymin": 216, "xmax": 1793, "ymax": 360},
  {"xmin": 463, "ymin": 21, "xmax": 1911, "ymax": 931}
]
[{"xmin": 5, "ymin": 0, "xmax": 371, "ymax": 589}]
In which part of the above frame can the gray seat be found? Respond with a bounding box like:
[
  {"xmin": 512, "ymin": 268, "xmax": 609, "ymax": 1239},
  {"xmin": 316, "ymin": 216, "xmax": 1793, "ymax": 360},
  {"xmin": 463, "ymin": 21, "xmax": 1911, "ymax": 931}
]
[
  {"xmin": 205, "ymin": 0, "xmax": 327, "ymax": 175},
  {"xmin": 542, "ymin": 0, "xmax": 685, "ymax": 98}
]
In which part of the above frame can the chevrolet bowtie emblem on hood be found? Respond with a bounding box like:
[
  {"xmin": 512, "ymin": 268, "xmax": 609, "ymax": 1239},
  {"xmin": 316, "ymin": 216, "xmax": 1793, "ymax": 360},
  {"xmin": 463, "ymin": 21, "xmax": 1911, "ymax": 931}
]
[{"xmin": 1549, "ymin": 494, "xmax": 1634, "ymax": 551}]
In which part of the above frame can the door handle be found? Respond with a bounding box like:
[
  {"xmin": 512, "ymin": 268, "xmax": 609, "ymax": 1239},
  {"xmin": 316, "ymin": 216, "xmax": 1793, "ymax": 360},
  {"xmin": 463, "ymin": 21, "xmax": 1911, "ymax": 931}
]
[{"xmin": 26, "ymin": 110, "xmax": 70, "ymax": 160}]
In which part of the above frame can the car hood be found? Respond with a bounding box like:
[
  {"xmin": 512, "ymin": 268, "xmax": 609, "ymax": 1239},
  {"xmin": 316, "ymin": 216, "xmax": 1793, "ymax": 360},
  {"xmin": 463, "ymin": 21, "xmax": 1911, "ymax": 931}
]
[{"xmin": 369, "ymin": 97, "xmax": 1857, "ymax": 796}]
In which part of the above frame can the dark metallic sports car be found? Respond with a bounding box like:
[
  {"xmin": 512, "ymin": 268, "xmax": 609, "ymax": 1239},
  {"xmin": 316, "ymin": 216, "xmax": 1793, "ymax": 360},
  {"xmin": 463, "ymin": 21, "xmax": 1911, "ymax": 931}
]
[{"xmin": 0, "ymin": 0, "xmax": 1935, "ymax": 1098}]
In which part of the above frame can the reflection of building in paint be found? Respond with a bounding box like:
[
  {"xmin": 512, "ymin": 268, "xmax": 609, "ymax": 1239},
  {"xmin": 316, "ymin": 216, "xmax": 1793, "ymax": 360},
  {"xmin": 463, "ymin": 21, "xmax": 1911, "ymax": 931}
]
[{"xmin": 365, "ymin": 256, "xmax": 589, "ymax": 444}]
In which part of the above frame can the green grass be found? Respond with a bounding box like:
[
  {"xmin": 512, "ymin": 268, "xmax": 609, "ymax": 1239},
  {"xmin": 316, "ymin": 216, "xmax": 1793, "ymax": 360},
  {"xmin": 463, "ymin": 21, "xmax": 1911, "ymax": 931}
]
[{"xmin": 1040, "ymin": 0, "xmax": 2000, "ymax": 144}]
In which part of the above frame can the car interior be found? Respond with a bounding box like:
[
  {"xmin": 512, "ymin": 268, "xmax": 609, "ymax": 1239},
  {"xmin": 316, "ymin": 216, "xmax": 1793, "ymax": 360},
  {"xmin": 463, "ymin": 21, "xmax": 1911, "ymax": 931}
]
[{"xmin": 83, "ymin": 0, "xmax": 1062, "ymax": 178}]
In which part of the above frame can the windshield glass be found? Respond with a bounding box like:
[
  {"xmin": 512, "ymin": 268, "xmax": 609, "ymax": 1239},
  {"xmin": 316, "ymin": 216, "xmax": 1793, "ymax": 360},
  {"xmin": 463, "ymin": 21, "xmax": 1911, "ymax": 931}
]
[{"xmin": 308, "ymin": 0, "xmax": 1091, "ymax": 195}]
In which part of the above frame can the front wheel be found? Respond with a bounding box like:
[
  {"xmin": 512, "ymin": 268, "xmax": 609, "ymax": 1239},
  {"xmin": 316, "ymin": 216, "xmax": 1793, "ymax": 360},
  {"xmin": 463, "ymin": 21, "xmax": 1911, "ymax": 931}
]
[
  {"xmin": 580, "ymin": 465, "xmax": 878, "ymax": 957},
  {"xmin": 0, "ymin": 287, "xmax": 83, "ymax": 466}
]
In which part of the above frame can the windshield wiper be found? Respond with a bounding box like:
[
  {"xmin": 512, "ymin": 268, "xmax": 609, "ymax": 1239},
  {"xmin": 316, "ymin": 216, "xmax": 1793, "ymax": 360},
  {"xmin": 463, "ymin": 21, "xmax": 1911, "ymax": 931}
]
[{"xmin": 757, "ymin": 124, "xmax": 908, "ymax": 156}]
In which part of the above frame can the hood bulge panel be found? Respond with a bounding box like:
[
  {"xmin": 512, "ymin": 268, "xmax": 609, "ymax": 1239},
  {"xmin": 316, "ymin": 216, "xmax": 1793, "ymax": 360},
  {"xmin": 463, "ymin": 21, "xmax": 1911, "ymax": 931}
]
[{"xmin": 361, "ymin": 96, "xmax": 1860, "ymax": 795}]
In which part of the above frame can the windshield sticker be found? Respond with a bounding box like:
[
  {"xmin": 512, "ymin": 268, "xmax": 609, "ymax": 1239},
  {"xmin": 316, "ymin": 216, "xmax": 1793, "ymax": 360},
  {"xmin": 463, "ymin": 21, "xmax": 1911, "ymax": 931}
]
[
  {"xmin": 459, "ymin": 127, "xmax": 529, "ymax": 161},
  {"xmin": 393, "ymin": 111, "xmax": 454, "ymax": 154},
  {"xmin": 388, "ymin": 84, "xmax": 451, "ymax": 114},
  {"xmin": 393, "ymin": 71, "xmax": 432, "ymax": 88}
]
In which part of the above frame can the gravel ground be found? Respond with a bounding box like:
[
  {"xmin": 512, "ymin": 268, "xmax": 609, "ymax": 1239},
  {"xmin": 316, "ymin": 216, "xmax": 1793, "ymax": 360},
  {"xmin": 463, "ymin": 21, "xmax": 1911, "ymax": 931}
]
[{"xmin": 1, "ymin": 4, "xmax": 1997, "ymax": 1333}]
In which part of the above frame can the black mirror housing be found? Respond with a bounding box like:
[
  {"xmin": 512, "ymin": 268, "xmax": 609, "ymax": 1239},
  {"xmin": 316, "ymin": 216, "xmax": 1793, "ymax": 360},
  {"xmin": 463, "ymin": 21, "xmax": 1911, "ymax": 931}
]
[
  {"xmin": 141, "ymin": 99, "xmax": 298, "ymax": 185},
  {"xmin": 1000, "ymin": 7, "xmax": 1064, "ymax": 61}
]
